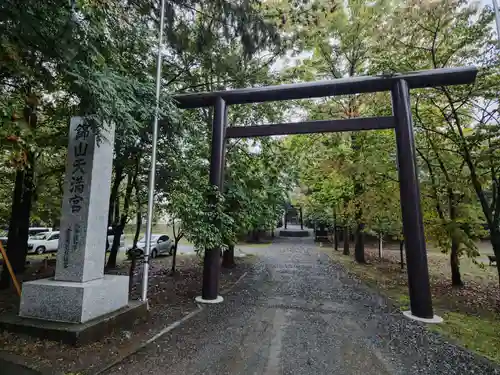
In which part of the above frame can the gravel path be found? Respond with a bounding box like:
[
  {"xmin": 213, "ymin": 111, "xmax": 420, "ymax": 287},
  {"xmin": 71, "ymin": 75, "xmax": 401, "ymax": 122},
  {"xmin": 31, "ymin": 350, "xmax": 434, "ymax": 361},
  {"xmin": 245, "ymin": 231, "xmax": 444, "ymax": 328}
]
[{"xmin": 104, "ymin": 237, "xmax": 500, "ymax": 375}]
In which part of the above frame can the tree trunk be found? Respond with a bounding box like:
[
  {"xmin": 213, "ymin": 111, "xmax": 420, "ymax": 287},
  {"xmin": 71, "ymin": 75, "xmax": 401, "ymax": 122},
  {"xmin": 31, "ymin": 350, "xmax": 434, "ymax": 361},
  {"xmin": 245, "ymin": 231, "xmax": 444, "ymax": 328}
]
[
  {"xmin": 106, "ymin": 166, "xmax": 123, "ymax": 260},
  {"xmin": 222, "ymin": 244, "xmax": 236, "ymax": 268},
  {"xmin": 447, "ymin": 190, "xmax": 463, "ymax": 287},
  {"xmin": 108, "ymin": 165, "xmax": 124, "ymax": 227},
  {"xmin": 491, "ymin": 230, "xmax": 500, "ymax": 288},
  {"xmin": 106, "ymin": 220, "xmax": 124, "ymax": 269},
  {"xmin": 400, "ymin": 240, "xmax": 405, "ymax": 270},
  {"xmin": 132, "ymin": 157, "xmax": 142, "ymax": 249},
  {"xmin": 171, "ymin": 240, "xmax": 179, "ymax": 273},
  {"xmin": 1, "ymin": 156, "xmax": 35, "ymax": 287},
  {"xmin": 343, "ymin": 226, "xmax": 350, "ymax": 255},
  {"xmin": 333, "ymin": 210, "xmax": 338, "ymax": 250},
  {"xmin": 354, "ymin": 222, "xmax": 365, "ymax": 263},
  {"xmin": 107, "ymin": 171, "xmax": 134, "ymax": 269},
  {"xmin": 284, "ymin": 213, "xmax": 287, "ymax": 229},
  {"xmin": 133, "ymin": 209, "xmax": 142, "ymax": 249},
  {"xmin": 18, "ymin": 158, "xmax": 35, "ymax": 250},
  {"xmin": 378, "ymin": 233, "xmax": 383, "ymax": 259},
  {"xmin": 299, "ymin": 207, "xmax": 303, "ymax": 230},
  {"xmin": 252, "ymin": 229, "xmax": 260, "ymax": 243},
  {"xmin": 113, "ymin": 195, "xmax": 120, "ymax": 226},
  {"xmin": 1, "ymin": 97, "xmax": 38, "ymax": 288},
  {"xmin": 450, "ymin": 238, "xmax": 463, "ymax": 287},
  {"xmin": 128, "ymin": 256, "xmax": 137, "ymax": 296},
  {"xmin": 171, "ymin": 220, "xmax": 184, "ymax": 274},
  {"xmin": 0, "ymin": 171, "xmax": 24, "ymax": 289},
  {"xmin": 6, "ymin": 171, "xmax": 24, "ymax": 251}
]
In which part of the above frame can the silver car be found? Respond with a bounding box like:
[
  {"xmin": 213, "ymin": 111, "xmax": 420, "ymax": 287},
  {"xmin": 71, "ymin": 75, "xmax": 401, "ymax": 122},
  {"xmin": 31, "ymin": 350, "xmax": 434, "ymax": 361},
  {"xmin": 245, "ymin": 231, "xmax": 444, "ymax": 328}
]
[{"xmin": 129, "ymin": 234, "xmax": 174, "ymax": 258}]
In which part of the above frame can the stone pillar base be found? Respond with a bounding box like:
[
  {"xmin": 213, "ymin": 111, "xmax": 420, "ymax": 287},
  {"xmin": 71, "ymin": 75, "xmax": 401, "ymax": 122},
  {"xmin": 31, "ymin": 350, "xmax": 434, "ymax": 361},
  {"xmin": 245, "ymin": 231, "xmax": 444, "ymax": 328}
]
[{"xmin": 19, "ymin": 275, "xmax": 129, "ymax": 323}]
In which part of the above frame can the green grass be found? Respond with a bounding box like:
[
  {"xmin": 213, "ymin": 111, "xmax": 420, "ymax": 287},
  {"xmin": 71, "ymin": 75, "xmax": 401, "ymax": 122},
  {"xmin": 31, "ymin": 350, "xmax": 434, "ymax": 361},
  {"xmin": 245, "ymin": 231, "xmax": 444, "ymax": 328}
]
[
  {"xmin": 431, "ymin": 312, "xmax": 500, "ymax": 363},
  {"xmin": 397, "ymin": 294, "xmax": 411, "ymax": 310}
]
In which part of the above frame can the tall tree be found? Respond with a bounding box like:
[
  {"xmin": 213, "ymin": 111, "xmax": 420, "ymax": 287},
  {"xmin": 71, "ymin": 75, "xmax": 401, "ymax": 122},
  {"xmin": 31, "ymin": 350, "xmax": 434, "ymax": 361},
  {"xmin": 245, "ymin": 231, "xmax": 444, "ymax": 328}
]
[{"xmin": 373, "ymin": 0, "xmax": 499, "ymax": 285}]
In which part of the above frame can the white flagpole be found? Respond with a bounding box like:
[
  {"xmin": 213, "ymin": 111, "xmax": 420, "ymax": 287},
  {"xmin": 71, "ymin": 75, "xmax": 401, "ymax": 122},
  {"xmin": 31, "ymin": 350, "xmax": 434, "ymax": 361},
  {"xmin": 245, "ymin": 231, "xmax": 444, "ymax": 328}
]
[{"xmin": 142, "ymin": 0, "xmax": 166, "ymax": 304}]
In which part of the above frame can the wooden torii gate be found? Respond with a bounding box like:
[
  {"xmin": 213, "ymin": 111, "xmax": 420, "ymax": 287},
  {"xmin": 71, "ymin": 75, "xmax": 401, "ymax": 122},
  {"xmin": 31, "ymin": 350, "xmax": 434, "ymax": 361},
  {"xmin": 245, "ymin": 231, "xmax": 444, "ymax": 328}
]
[{"xmin": 173, "ymin": 66, "xmax": 477, "ymax": 322}]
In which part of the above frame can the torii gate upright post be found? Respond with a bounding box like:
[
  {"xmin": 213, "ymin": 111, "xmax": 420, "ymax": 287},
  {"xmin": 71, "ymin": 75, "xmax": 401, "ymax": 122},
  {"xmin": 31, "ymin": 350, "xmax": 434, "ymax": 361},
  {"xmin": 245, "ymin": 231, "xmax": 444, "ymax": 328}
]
[
  {"xmin": 196, "ymin": 96, "xmax": 227, "ymax": 303},
  {"xmin": 392, "ymin": 80, "xmax": 434, "ymax": 320}
]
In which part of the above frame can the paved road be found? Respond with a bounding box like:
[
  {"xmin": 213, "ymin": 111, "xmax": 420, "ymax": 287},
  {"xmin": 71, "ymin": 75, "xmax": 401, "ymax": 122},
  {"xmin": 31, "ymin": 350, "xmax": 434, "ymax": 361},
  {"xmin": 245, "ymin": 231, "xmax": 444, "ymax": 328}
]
[{"xmin": 105, "ymin": 237, "xmax": 499, "ymax": 375}]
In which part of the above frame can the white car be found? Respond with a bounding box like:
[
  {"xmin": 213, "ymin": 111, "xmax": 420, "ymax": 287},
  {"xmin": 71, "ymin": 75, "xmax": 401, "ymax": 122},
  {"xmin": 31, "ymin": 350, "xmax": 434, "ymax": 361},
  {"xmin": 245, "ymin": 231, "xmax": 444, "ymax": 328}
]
[
  {"xmin": 28, "ymin": 227, "xmax": 52, "ymax": 236},
  {"xmin": 27, "ymin": 231, "xmax": 60, "ymax": 255},
  {"xmin": 0, "ymin": 227, "xmax": 51, "ymax": 250},
  {"xmin": 128, "ymin": 234, "xmax": 174, "ymax": 258}
]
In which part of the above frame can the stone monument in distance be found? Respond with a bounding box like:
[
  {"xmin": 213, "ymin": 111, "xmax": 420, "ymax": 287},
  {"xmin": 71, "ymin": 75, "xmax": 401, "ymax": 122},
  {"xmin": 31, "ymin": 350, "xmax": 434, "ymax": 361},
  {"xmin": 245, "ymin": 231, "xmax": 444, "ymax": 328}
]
[{"xmin": 19, "ymin": 117, "xmax": 129, "ymax": 323}]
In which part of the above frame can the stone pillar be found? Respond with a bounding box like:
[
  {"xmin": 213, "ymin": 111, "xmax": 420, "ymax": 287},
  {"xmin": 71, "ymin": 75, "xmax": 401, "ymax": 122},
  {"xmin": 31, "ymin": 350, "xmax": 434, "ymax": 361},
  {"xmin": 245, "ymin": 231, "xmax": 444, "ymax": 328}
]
[{"xmin": 19, "ymin": 117, "xmax": 129, "ymax": 324}]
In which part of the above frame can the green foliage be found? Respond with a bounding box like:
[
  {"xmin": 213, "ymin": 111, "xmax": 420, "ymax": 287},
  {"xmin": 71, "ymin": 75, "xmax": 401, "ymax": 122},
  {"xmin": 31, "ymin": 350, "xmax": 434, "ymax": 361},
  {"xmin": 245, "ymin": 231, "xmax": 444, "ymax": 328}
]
[
  {"xmin": 223, "ymin": 138, "xmax": 293, "ymax": 244},
  {"xmin": 371, "ymin": 0, "xmax": 499, "ymax": 261},
  {"xmin": 0, "ymin": 0, "xmax": 283, "ymax": 239}
]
